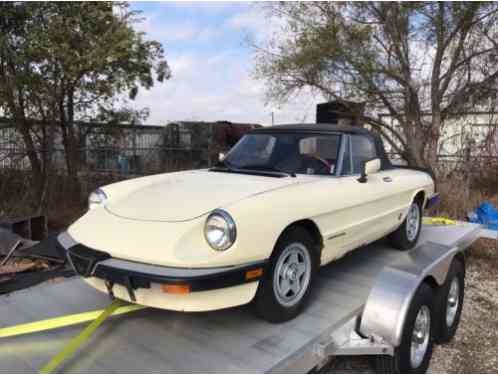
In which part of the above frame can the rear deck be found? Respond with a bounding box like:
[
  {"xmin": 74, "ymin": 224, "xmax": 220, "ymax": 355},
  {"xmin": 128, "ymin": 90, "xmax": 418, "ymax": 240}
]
[{"xmin": 0, "ymin": 223, "xmax": 487, "ymax": 373}]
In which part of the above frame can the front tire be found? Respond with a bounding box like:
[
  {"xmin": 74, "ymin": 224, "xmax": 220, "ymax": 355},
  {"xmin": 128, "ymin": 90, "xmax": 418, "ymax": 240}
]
[
  {"xmin": 390, "ymin": 200, "xmax": 422, "ymax": 250},
  {"xmin": 254, "ymin": 227, "xmax": 319, "ymax": 323}
]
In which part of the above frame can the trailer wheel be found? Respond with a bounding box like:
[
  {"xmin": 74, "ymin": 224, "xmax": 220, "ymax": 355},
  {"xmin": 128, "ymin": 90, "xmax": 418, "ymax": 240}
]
[
  {"xmin": 254, "ymin": 226, "xmax": 319, "ymax": 323},
  {"xmin": 434, "ymin": 259, "xmax": 465, "ymax": 344},
  {"xmin": 373, "ymin": 283, "xmax": 434, "ymax": 373},
  {"xmin": 389, "ymin": 200, "xmax": 422, "ymax": 251}
]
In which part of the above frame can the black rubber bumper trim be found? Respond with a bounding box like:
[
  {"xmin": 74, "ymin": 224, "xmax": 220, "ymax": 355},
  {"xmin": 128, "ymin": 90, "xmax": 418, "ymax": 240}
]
[
  {"xmin": 93, "ymin": 260, "xmax": 268, "ymax": 292},
  {"xmin": 64, "ymin": 243, "xmax": 268, "ymax": 292},
  {"xmin": 66, "ymin": 245, "xmax": 111, "ymax": 277}
]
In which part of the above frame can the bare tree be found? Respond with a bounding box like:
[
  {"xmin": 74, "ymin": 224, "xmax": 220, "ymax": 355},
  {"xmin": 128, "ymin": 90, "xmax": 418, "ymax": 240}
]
[{"xmin": 254, "ymin": 2, "xmax": 498, "ymax": 175}]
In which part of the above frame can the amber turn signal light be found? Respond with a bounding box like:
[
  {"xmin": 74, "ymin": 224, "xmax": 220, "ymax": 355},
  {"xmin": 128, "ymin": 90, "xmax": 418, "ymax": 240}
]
[
  {"xmin": 245, "ymin": 268, "xmax": 263, "ymax": 280},
  {"xmin": 161, "ymin": 284, "xmax": 191, "ymax": 294}
]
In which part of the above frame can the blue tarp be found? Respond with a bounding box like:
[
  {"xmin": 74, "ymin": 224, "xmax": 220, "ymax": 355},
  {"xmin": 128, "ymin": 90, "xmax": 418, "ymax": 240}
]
[{"xmin": 469, "ymin": 202, "xmax": 498, "ymax": 230}]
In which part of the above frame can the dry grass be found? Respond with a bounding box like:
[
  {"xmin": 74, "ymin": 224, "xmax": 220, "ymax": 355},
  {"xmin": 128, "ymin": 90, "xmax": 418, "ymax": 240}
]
[
  {"xmin": 430, "ymin": 178, "xmax": 498, "ymax": 220},
  {"xmin": 429, "ymin": 251, "xmax": 498, "ymax": 373}
]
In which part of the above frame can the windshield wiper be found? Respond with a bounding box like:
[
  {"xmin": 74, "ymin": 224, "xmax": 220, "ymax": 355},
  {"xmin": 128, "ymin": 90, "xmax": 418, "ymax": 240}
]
[
  {"xmin": 210, "ymin": 159, "xmax": 241, "ymax": 173},
  {"xmin": 239, "ymin": 164, "xmax": 296, "ymax": 177},
  {"xmin": 213, "ymin": 159, "xmax": 233, "ymax": 169},
  {"xmin": 210, "ymin": 161, "xmax": 295, "ymax": 178}
]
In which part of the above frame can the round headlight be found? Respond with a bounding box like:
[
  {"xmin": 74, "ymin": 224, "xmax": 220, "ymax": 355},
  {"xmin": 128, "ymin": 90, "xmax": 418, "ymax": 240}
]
[
  {"xmin": 88, "ymin": 189, "xmax": 108, "ymax": 210},
  {"xmin": 204, "ymin": 210, "xmax": 236, "ymax": 251}
]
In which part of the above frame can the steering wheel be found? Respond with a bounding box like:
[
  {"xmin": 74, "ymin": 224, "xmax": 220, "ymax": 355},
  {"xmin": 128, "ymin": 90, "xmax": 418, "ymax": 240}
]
[{"xmin": 304, "ymin": 155, "xmax": 331, "ymax": 175}]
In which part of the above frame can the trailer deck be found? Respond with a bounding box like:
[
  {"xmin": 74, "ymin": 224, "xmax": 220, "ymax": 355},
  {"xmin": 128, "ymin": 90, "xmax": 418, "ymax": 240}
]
[{"xmin": 0, "ymin": 222, "xmax": 493, "ymax": 373}]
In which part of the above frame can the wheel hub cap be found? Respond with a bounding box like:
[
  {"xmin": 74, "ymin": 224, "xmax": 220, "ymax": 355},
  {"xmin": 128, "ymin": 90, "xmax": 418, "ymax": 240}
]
[
  {"xmin": 410, "ymin": 305, "xmax": 431, "ymax": 369},
  {"xmin": 406, "ymin": 203, "xmax": 420, "ymax": 242},
  {"xmin": 273, "ymin": 243, "xmax": 312, "ymax": 307},
  {"xmin": 446, "ymin": 277, "xmax": 460, "ymax": 327}
]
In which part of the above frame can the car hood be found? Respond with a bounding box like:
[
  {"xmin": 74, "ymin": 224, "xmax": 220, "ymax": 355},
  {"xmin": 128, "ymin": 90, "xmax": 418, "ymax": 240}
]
[{"xmin": 105, "ymin": 170, "xmax": 300, "ymax": 222}]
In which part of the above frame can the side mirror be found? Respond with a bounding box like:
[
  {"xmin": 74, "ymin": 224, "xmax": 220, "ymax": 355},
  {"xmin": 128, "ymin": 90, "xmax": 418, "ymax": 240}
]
[
  {"xmin": 218, "ymin": 152, "xmax": 225, "ymax": 162},
  {"xmin": 358, "ymin": 158, "xmax": 381, "ymax": 183}
]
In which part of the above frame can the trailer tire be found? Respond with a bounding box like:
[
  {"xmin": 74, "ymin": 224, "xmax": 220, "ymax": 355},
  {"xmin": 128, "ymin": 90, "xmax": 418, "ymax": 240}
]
[
  {"xmin": 434, "ymin": 258, "xmax": 465, "ymax": 344},
  {"xmin": 254, "ymin": 226, "xmax": 319, "ymax": 323},
  {"xmin": 373, "ymin": 283, "xmax": 434, "ymax": 373},
  {"xmin": 389, "ymin": 200, "xmax": 422, "ymax": 251}
]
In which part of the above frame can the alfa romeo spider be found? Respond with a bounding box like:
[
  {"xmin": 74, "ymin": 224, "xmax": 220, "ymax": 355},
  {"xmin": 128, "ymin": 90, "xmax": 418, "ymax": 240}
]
[{"xmin": 58, "ymin": 124, "xmax": 437, "ymax": 322}]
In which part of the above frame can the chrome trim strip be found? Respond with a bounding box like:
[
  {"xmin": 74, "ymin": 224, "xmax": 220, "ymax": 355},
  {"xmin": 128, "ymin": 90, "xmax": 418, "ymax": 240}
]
[
  {"xmin": 335, "ymin": 134, "xmax": 347, "ymax": 176},
  {"xmin": 327, "ymin": 232, "xmax": 346, "ymax": 241}
]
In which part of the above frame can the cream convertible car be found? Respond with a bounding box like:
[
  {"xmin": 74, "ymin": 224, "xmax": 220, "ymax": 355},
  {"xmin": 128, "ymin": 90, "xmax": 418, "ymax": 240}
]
[{"xmin": 58, "ymin": 124, "xmax": 438, "ymax": 322}]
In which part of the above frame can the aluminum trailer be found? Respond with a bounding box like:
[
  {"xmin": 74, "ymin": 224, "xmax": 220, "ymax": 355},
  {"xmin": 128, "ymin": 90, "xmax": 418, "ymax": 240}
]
[{"xmin": 0, "ymin": 222, "xmax": 496, "ymax": 373}]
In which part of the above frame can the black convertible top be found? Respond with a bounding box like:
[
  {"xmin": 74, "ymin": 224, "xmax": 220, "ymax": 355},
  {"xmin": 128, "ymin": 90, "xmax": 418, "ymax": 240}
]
[
  {"xmin": 251, "ymin": 123, "xmax": 393, "ymax": 170},
  {"xmin": 252, "ymin": 123, "xmax": 371, "ymax": 135}
]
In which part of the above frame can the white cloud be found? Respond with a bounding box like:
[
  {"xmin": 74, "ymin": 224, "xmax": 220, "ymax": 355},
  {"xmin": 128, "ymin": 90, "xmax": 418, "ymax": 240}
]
[
  {"xmin": 168, "ymin": 2, "xmax": 238, "ymax": 13},
  {"xmin": 225, "ymin": 4, "xmax": 285, "ymax": 44},
  {"xmin": 226, "ymin": 8, "xmax": 264, "ymax": 30},
  {"xmin": 132, "ymin": 50, "xmax": 319, "ymax": 126},
  {"xmin": 134, "ymin": 14, "xmax": 221, "ymax": 43},
  {"xmin": 130, "ymin": 4, "xmax": 321, "ymax": 126}
]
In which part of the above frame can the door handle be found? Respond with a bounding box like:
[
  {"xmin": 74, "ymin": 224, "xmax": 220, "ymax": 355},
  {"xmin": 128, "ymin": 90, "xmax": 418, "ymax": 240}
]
[{"xmin": 383, "ymin": 177, "xmax": 393, "ymax": 182}]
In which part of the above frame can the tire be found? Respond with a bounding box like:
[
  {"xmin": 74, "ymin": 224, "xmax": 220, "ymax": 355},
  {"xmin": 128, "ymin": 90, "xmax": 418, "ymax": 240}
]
[
  {"xmin": 389, "ymin": 199, "xmax": 423, "ymax": 251},
  {"xmin": 254, "ymin": 226, "xmax": 319, "ymax": 323},
  {"xmin": 434, "ymin": 258, "xmax": 465, "ymax": 344},
  {"xmin": 373, "ymin": 283, "xmax": 435, "ymax": 373}
]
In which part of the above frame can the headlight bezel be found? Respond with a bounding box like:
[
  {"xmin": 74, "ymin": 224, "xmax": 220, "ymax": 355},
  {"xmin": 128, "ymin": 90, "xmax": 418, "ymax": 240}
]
[
  {"xmin": 88, "ymin": 188, "xmax": 108, "ymax": 210},
  {"xmin": 204, "ymin": 209, "xmax": 237, "ymax": 251}
]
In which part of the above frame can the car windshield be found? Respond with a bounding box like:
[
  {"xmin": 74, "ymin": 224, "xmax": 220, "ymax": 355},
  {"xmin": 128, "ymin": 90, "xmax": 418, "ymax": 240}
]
[{"xmin": 219, "ymin": 133, "xmax": 341, "ymax": 176}]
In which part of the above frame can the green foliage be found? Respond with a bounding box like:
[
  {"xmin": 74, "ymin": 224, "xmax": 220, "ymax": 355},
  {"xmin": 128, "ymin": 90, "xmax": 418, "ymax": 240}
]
[
  {"xmin": 0, "ymin": 2, "xmax": 170, "ymax": 122},
  {"xmin": 0, "ymin": 2, "xmax": 171, "ymax": 209}
]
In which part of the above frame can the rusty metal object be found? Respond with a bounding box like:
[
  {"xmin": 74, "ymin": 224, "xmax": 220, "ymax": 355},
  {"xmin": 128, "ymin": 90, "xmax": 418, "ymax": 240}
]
[
  {"xmin": 0, "ymin": 227, "xmax": 22, "ymax": 257},
  {"xmin": 0, "ymin": 215, "xmax": 48, "ymax": 241}
]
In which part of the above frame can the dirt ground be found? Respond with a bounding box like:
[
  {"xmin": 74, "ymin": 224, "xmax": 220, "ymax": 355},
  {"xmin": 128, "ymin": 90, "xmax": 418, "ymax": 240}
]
[{"xmin": 323, "ymin": 239, "xmax": 498, "ymax": 374}]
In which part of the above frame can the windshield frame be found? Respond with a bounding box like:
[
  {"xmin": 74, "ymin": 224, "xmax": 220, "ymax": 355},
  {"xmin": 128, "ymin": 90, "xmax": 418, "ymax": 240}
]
[{"xmin": 212, "ymin": 131, "xmax": 347, "ymax": 178}]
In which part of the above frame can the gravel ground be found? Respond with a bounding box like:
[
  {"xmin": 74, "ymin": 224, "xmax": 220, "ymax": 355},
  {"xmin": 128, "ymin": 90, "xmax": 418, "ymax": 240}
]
[{"xmin": 321, "ymin": 240, "xmax": 498, "ymax": 373}]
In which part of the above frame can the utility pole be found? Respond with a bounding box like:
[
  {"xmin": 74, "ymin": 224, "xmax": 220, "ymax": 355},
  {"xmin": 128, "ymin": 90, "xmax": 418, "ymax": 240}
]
[{"xmin": 271, "ymin": 112, "xmax": 274, "ymax": 126}]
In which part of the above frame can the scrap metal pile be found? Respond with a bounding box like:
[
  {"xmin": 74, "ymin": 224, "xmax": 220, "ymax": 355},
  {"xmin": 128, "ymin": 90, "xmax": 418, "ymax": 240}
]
[{"xmin": 0, "ymin": 216, "xmax": 74, "ymax": 294}]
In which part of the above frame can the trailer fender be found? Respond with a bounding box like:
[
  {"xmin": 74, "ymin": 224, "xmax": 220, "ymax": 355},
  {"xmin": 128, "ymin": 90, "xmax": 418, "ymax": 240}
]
[{"xmin": 359, "ymin": 242, "xmax": 458, "ymax": 348}]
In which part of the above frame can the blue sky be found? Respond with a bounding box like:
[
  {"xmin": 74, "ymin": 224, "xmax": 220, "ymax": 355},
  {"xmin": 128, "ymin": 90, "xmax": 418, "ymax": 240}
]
[{"xmin": 128, "ymin": 2, "xmax": 320, "ymax": 125}]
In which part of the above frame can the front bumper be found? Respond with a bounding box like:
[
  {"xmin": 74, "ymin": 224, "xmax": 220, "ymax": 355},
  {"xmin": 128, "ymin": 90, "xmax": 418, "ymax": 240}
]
[{"xmin": 58, "ymin": 232, "xmax": 267, "ymax": 310}]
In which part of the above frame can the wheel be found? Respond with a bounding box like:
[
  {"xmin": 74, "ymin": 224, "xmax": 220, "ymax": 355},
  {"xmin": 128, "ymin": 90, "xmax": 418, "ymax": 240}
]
[
  {"xmin": 389, "ymin": 199, "xmax": 422, "ymax": 250},
  {"xmin": 373, "ymin": 283, "xmax": 435, "ymax": 373},
  {"xmin": 254, "ymin": 226, "xmax": 319, "ymax": 323},
  {"xmin": 434, "ymin": 258, "xmax": 465, "ymax": 344}
]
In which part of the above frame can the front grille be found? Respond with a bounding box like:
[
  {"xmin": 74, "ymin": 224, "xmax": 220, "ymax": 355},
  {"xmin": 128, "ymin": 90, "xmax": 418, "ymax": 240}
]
[{"xmin": 67, "ymin": 245, "xmax": 110, "ymax": 277}]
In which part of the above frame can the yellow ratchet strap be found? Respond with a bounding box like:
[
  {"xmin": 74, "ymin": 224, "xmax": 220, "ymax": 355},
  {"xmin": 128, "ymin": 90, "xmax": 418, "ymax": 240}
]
[
  {"xmin": 422, "ymin": 216, "xmax": 457, "ymax": 226},
  {"xmin": 0, "ymin": 300, "xmax": 145, "ymax": 339},
  {"xmin": 0, "ymin": 299, "xmax": 146, "ymax": 373},
  {"xmin": 38, "ymin": 299, "xmax": 145, "ymax": 374}
]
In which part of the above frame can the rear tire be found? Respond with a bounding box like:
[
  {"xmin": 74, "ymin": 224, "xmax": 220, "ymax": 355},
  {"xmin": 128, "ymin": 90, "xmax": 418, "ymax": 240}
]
[
  {"xmin": 434, "ymin": 258, "xmax": 465, "ymax": 344},
  {"xmin": 389, "ymin": 200, "xmax": 422, "ymax": 250},
  {"xmin": 373, "ymin": 283, "xmax": 435, "ymax": 373},
  {"xmin": 254, "ymin": 226, "xmax": 319, "ymax": 323}
]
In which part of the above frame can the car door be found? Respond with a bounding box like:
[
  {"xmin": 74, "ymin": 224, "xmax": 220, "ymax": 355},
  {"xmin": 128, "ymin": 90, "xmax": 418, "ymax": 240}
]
[{"xmin": 320, "ymin": 134, "xmax": 402, "ymax": 263}]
